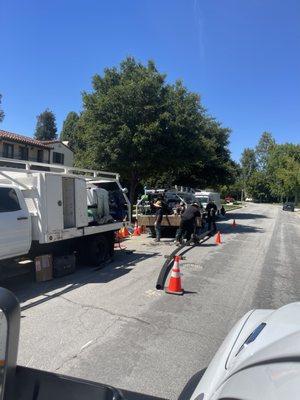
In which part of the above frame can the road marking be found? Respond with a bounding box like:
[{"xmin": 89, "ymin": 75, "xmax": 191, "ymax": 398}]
[
  {"xmin": 80, "ymin": 340, "xmax": 93, "ymax": 351},
  {"xmin": 145, "ymin": 289, "xmax": 162, "ymax": 297}
]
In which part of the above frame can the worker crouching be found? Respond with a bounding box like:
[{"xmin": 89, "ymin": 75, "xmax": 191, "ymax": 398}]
[{"xmin": 175, "ymin": 202, "xmax": 201, "ymax": 245}]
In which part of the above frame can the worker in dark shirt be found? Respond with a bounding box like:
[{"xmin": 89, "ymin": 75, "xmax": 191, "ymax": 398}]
[
  {"xmin": 175, "ymin": 203, "xmax": 201, "ymax": 245},
  {"xmin": 206, "ymin": 199, "xmax": 218, "ymax": 232},
  {"xmin": 154, "ymin": 200, "xmax": 163, "ymax": 242}
]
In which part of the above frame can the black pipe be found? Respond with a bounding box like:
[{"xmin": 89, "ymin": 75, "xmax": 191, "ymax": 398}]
[{"xmin": 155, "ymin": 229, "xmax": 213, "ymax": 290}]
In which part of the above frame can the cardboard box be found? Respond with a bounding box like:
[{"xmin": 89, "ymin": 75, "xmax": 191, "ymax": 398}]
[{"xmin": 35, "ymin": 255, "xmax": 53, "ymax": 282}]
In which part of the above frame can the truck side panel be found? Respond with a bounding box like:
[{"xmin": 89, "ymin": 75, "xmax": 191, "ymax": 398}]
[
  {"xmin": 75, "ymin": 178, "xmax": 88, "ymax": 227},
  {"xmin": 45, "ymin": 174, "xmax": 64, "ymax": 232}
]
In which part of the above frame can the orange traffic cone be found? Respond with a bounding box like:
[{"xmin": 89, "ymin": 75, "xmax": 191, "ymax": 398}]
[
  {"xmin": 165, "ymin": 256, "xmax": 184, "ymax": 295},
  {"xmin": 121, "ymin": 226, "xmax": 130, "ymax": 238},
  {"xmin": 137, "ymin": 225, "xmax": 142, "ymax": 235},
  {"xmin": 215, "ymin": 231, "xmax": 222, "ymax": 244},
  {"xmin": 232, "ymin": 219, "xmax": 237, "ymax": 227},
  {"xmin": 133, "ymin": 221, "xmax": 140, "ymax": 236}
]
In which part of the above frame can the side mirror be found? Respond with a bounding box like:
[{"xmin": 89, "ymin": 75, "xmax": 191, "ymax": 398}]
[
  {"xmin": 0, "ymin": 288, "xmax": 20, "ymax": 400},
  {"xmin": 121, "ymin": 188, "xmax": 128, "ymax": 194}
]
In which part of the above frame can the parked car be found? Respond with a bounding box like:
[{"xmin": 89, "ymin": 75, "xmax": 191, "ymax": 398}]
[
  {"xmin": 181, "ymin": 302, "xmax": 300, "ymax": 399},
  {"xmin": 224, "ymin": 195, "xmax": 234, "ymax": 203},
  {"xmin": 282, "ymin": 201, "xmax": 295, "ymax": 212}
]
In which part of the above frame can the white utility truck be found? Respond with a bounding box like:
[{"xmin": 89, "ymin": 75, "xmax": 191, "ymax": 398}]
[
  {"xmin": 0, "ymin": 158, "xmax": 130, "ymax": 278},
  {"xmin": 195, "ymin": 190, "xmax": 221, "ymax": 213}
]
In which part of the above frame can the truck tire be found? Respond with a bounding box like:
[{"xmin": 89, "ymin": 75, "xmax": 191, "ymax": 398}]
[
  {"xmin": 178, "ymin": 368, "xmax": 207, "ymax": 400},
  {"xmin": 87, "ymin": 235, "xmax": 110, "ymax": 266}
]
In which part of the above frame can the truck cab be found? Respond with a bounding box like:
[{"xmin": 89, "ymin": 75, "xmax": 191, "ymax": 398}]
[
  {"xmin": 0, "ymin": 184, "xmax": 31, "ymax": 260},
  {"xmin": 195, "ymin": 190, "xmax": 221, "ymax": 214}
]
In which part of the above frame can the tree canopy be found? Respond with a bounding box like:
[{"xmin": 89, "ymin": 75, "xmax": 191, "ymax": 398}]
[
  {"xmin": 268, "ymin": 144, "xmax": 300, "ymax": 202},
  {"xmin": 237, "ymin": 132, "xmax": 300, "ymax": 203},
  {"xmin": 74, "ymin": 57, "xmax": 233, "ymax": 202},
  {"xmin": 255, "ymin": 131, "xmax": 275, "ymax": 171},
  {"xmin": 0, "ymin": 94, "xmax": 4, "ymax": 123},
  {"xmin": 34, "ymin": 109, "xmax": 57, "ymax": 141},
  {"xmin": 60, "ymin": 111, "xmax": 79, "ymax": 149}
]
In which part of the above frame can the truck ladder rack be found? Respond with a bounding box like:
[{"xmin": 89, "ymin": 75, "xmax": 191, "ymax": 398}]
[{"xmin": 0, "ymin": 157, "xmax": 120, "ymax": 181}]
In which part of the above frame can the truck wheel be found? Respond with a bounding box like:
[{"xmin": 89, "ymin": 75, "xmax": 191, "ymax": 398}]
[
  {"xmin": 87, "ymin": 235, "xmax": 110, "ymax": 266},
  {"xmin": 178, "ymin": 368, "xmax": 207, "ymax": 400}
]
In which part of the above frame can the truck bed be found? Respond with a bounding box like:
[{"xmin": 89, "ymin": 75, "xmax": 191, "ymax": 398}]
[{"xmin": 137, "ymin": 214, "xmax": 203, "ymax": 227}]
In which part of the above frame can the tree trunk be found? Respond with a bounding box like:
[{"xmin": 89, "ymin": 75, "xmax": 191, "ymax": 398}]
[
  {"xmin": 129, "ymin": 174, "xmax": 138, "ymax": 207},
  {"xmin": 295, "ymin": 189, "xmax": 299, "ymax": 206}
]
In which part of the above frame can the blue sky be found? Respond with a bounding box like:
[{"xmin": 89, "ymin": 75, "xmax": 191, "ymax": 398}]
[{"xmin": 1, "ymin": 0, "xmax": 299, "ymax": 161}]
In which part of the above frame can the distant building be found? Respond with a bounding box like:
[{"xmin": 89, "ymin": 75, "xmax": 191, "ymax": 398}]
[
  {"xmin": 0, "ymin": 130, "xmax": 74, "ymax": 167},
  {"xmin": 41, "ymin": 140, "xmax": 74, "ymax": 167}
]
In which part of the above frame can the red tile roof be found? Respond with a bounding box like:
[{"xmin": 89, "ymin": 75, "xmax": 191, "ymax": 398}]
[
  {"xmin": 40, "ymin": 140, "xmax": 64, "ymax": 145},
  {"xmin": 0, "ymin": 129, "xmax": 52, "ymax": 149}
]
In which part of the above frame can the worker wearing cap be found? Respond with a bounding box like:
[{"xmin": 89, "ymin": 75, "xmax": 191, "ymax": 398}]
[
  {"xmin": 175, "ymin": 202, "xmax": 201, "ymax": 245},
  {"xmin": 154, "ymin": 200, "xmax": 163, "ymax": 242}
]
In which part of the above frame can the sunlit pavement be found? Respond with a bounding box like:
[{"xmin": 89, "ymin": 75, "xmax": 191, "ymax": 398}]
[{"xmin": 13, "ymin": 203, "xmax": 300, "ymax": 400}]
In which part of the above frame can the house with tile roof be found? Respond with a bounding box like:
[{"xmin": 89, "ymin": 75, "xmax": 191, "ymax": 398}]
[{"xmin": 0, "ymin": 130, "xmax": 74, "ymax": 167}]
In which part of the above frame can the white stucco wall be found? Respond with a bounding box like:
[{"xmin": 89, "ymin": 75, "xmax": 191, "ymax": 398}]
[{"xmin": 50, "ymin": 142, "xmax": 74, "ymax": 167}]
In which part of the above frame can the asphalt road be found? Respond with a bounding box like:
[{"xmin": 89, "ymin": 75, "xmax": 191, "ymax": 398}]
[{"xmin": 9, "ymin": 203, "xmax": 300, "ymax": 399}]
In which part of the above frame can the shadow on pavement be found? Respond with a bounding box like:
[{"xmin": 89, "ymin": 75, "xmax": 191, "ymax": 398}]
[
  {"xmin": 217, "ymin": 222, "xmax": 264, "ymax": 235},
  {"xmin": 1, "ymin": 249, "xmax": 158, "ymax": 310},
  {"xmin": 227, "ymin": 212, "xmax": 268, "ymax": 220}
]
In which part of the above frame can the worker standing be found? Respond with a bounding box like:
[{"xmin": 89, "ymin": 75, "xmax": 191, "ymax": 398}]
[
  {"xmin": 206, "ymin": 199, "xmax": 218, "ymax": 232},
  {"xmin": 154, "ymin": 201, "xmax": 163, "ymax": 242},
  {"xmin": 175, "ymin": 202, "xmax": 201, "ymax": 245}
]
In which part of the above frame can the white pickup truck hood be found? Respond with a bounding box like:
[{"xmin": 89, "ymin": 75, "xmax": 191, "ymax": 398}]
[{"xmin": 191, "ymin": 302, "xmax": 300, "ymax": 400}]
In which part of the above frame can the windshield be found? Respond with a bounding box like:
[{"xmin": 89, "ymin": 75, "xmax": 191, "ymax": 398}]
[{"xmin": 199, "ymin": 196, "xmax": 209, "ymax": 203}]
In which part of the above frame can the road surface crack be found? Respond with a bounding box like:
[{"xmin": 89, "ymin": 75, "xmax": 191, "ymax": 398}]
[
  {"xmin": 54, "ymin": 318, "xmax": 120, "ymax": 372},
  {"xmin": 60, "ymin": 295, "xmax": 151, "ymax": 326}
]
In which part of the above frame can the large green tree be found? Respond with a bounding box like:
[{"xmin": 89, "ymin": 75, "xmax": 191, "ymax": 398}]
[
  {"xmin": 75, "ymin": 57, "xmax": 233, "ymax": 202},
  {"xmin": 60, "ymin": 111, "xmax": 79, "ymax": 149},
  {"xmin": 255, "ymin": 131, "xmax": 275, "ymax": 171},
  {"xmin": 0, "ymin": 94, "xmax": 4, "ymax": 123},
  {"xmin": 268, "ymin": 144, "xmax": 300, "ymax": 203},
  {"xmin": 240, "ymin": 148, "xmax": 257, "ymax": 198},
  {"xmin": 34, "ymin": 109, "xmax": 57, "ymax": 140},
  {"xmin": 247, "ymin": 171, "xmax": 273, "ymax": 202}
]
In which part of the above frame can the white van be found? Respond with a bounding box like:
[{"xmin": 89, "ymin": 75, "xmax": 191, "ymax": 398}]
[{"xmin": 195, "ymin": 190, "xmax": 221, "ymax": 213}]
